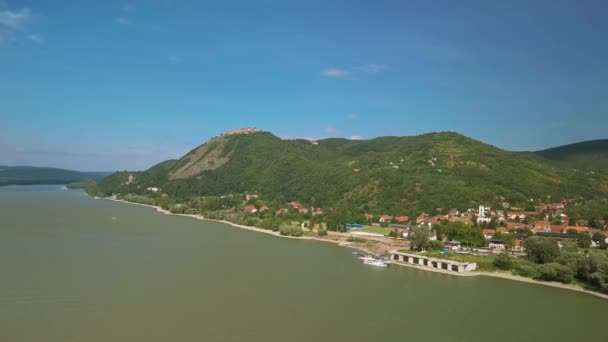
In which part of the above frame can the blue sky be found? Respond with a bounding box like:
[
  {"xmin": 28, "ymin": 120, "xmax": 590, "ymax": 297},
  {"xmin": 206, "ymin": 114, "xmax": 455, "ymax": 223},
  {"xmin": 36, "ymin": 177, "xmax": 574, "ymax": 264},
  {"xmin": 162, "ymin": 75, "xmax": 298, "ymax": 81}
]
[{"xmin": 1, "ymin": 0, "xmax": 607, "ymax": 171}]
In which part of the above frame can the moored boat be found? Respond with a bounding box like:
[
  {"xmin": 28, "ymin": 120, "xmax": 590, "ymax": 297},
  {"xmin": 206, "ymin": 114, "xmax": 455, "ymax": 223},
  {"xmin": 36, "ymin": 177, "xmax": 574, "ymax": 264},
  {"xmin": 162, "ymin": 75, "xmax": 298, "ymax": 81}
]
[{"xmin": 360, "ymin": 256, "xmax": 388, "ymax": 268}]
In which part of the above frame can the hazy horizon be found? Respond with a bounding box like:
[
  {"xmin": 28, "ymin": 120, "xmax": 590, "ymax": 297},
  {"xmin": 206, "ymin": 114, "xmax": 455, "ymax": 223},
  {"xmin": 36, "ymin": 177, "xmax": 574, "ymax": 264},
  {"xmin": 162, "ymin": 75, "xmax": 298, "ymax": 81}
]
[{"xmin": 1, "ymin": 0, "xmax": 607, "ymax": 170}]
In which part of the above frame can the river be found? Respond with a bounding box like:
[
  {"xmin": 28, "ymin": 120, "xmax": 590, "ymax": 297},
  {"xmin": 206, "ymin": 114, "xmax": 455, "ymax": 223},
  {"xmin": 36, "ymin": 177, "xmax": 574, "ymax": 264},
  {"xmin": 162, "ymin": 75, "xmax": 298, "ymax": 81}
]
[{"xmin": 0, "ymin": 185, "xmax": 606, "ymax": 342}]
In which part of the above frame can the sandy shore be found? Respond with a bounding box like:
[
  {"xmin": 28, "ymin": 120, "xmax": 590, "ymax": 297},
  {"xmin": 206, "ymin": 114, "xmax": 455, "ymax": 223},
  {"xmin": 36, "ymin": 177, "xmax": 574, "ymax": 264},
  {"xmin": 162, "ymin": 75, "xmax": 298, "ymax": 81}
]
[
  {"xmin": 105, "ymin": 198, "xmax": 362, "ymax": 248},
  {"xmin": 101, "ymin": 197, "xmax": 608, "ymax": 301}
]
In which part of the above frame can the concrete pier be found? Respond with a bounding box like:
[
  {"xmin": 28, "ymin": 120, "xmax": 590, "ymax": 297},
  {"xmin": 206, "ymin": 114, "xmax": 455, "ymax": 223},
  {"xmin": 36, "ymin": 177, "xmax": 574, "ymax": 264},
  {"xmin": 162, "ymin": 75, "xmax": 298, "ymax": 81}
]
[{"xmin": 390, "ymin": 251, "xmax": 477, "ymax": 272}]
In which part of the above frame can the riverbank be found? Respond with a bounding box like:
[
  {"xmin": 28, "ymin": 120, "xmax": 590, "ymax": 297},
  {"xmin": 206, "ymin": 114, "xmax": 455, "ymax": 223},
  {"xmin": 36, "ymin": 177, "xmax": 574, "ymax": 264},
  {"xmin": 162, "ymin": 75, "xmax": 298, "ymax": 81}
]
[
  {"xmin": 387, "ymin": 259, "xmax": 608, "ymax": 300},
  {"xmin": 101, "ymin": 196, "xmax": 608, "ymax": 301},
  {"xmin": 104, "ymin": 197, "xmax": 367, "ymax": 250}
]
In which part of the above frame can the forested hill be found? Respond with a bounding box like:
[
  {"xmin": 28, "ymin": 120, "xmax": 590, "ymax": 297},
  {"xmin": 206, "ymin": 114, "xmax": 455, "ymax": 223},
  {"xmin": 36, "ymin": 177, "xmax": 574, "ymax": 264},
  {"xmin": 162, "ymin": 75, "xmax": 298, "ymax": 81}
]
[
  {"xmin": 535, "ymin": 139, "xmax": 608, "ymax": 170},
  {"xmin": 0, "ymin": 166, "xmax": 110, "ymax": 186},
  {"xmin": 93, "ymin": 131, "xmax": 608, "ymax": 215}
]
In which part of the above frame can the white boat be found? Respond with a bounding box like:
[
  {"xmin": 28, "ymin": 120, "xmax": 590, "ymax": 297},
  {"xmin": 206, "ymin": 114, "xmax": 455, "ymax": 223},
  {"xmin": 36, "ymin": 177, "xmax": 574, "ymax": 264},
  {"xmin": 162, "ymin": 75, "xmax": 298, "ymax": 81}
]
[{"xmin": 360, "ymin": 257, "xmax": 388, "ymax": 268}]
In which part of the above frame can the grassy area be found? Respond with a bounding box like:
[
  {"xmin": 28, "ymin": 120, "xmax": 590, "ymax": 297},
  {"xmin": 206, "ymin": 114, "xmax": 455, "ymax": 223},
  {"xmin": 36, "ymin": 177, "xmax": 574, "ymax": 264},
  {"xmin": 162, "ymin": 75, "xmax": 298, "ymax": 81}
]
[{"xmin": 353, "ymin": 226, "xmax": 393, "ymax": 235}]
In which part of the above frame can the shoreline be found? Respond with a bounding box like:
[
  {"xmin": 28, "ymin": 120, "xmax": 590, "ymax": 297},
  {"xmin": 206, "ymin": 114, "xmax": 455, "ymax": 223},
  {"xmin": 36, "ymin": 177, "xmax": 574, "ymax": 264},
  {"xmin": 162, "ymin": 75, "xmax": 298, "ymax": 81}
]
[{"xmin": 100, "ymin": 196, "xmax": 608, "ymax": 301}]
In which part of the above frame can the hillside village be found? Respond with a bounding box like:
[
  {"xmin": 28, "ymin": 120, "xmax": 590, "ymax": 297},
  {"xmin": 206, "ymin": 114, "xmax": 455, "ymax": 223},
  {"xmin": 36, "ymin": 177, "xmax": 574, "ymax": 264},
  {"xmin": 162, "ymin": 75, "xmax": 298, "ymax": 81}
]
[{"xmin": 127, "ymin": 177, "xmax": 608, "ymax": 252}]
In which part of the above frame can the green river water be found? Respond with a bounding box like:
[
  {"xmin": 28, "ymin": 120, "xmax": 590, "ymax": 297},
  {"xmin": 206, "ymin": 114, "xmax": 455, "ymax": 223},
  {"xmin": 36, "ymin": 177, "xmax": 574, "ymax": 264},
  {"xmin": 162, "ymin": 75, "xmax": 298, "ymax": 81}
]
[{"xmin": 1, "ymin": 186, "xmax": 606, "ymax": 342}]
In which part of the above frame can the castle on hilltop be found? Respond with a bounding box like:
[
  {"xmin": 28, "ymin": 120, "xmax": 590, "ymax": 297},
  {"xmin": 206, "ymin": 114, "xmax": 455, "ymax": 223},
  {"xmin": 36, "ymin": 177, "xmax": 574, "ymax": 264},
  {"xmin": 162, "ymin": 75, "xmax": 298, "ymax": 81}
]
[{"xmin": 225, "ymin": 127, "xmax": 257, "ymax": 135}]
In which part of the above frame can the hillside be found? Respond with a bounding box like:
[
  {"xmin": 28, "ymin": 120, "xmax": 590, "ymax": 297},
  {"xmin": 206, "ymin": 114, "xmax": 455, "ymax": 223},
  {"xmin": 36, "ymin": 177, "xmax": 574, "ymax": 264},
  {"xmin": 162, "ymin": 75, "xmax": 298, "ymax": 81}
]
[
  {"xmin": 92, "ymin": 131, "xmax": 608, "ymax": 215},
  {"xmin": 0, "ymin": 166, "xmax": 110, "ymax": 186},
  {"xmin": 535, "ymin": 139, "xmax": 608, "ymax": 170}
]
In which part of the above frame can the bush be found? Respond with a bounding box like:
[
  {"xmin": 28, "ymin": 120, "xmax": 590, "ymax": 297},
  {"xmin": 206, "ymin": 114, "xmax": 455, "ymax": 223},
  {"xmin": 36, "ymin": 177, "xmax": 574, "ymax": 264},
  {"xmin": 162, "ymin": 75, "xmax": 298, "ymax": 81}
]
[
  {"xmin": 427, "ymin": 240, "xmax": 445, "ymax": 251},
  {"xmin": 537, "ymin": 262, "xmax": 574, "ymax": 283},
  {"xmin": 347, "ymin": 236, "xmax": 366, "ymax": 243},
  {"xmin": 279, "ymin": 226, "xmax": 303, "ymax": 237},
  {"xmin": 512, "ymin": 262, "xmax": 540, "ymax": 278},
  {"xmin": 494, "ymin": 251, "xmax": 514, "ymax": 270},
  {"xmin": 317, "ymin": 228, "xmax": 328, "ymax": 236}
]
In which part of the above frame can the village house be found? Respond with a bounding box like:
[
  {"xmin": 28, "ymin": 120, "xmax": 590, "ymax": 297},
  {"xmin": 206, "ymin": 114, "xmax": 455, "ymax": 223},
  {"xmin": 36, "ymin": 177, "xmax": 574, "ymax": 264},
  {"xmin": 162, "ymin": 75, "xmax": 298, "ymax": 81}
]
[
  {"xmin": 507, "ymin": 211, "xmax": 526, "ymax": 220},
  {"xmin": 489, "ymin": 240, "xmax": 506, "ymax": 250},
  {"xmin": 395, "ymin": 215, "xmax": 410, "ymax": 223},
  {"xmin": 444, "ymin": 240, "xmax": 461, "ymax": 251},
  {"xmin": 533, "ymin": 221, "xmax": 551, "ymax": 234},
  {"xmin": 506, "ymin": 222, "xmax": 527, "ymax": 231},
  {"xmin": 275, "ymin": 208, "xmax": 288, "ymax": 216},
  {"xmin": 550, "ymin": 225, "xmax": 565, "ymax": 234},
  {"xmin": 298, "ymin": 208, "xmax": 310, "ymax": 214},
  {"xmin": 496, "ymin": 227, "xmax": 509, "ymax": 234},
  {"xmin": 482, "ymin": 229, "xmax": 494, "ymax": 240},
  {"xmin": 312, "ymin": 208, "xmax": 323, "ymax": 216},
  {"xmin": 259, "ymin": 205, "xmax": 269, "ymax": 213},
  {"xmin": 245, "ymin": 194, "xmax": 259, "ymax": 201},
  {"xmin": 513, "ymin": 239, "xmax": 524, "ymax": 251},
  {"xmin": 380, "ymin": 215, "xmax": 393, "ymax": 223},
  {"xmin": 416, "ymin": 213, "xmax": 429, "ymax": 224},
  {"xmin": 290, "ymin": 201, "xmax": 302, "ymax": 209},
  {"xmin": 365, "ymin": 213, "xmax": 374, "ymax": 221},
  {"xmin": 146, "ymin": 187, "xmax": 159, "ymax": 193},
  {"xmin": 565, "ymin": 225, "xmax": 589, "ymax": 234},
  {"xmin": 244, "ymin": 205, "xmax": 258, "ymax": 213}
]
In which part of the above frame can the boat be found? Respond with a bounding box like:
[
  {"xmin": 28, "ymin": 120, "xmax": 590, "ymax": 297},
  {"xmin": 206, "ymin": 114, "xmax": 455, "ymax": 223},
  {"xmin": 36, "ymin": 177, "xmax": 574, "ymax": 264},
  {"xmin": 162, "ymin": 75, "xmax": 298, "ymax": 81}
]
[{"xmin": 360, "ymin": 256, "xmax": 388, "ymax": 268}]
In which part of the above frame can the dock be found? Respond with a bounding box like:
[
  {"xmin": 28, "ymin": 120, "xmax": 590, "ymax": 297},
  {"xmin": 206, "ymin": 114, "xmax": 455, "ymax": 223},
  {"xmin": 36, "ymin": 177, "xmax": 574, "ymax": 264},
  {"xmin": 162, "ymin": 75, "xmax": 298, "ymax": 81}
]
[{"xmin": 389, "ymin": 251, "xmax": 477, "ymax": 273}]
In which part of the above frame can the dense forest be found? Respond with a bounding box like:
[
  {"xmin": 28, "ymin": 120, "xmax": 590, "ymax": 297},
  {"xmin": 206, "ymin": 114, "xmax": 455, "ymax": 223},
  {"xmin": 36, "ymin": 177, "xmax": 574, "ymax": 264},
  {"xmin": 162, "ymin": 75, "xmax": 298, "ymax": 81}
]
[
  {"xmin": 534, "ymin": 139, "xmax": 608, "ymax": 170},
  {"xmin": 90, "ymin": 131, "xmax": 608, "ymax": 217}
]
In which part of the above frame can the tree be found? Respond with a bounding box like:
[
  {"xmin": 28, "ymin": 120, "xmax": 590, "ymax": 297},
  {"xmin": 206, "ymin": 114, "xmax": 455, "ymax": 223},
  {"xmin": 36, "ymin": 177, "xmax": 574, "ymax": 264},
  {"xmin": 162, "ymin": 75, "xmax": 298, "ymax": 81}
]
[
  {"xmin": 576, "ymin": 232, "xmax": 592, "ymax": 248},
  {"xmin": 325, "ymin": 207, "xmax": 347, "ymax": 232},
  {"xmin": 388, "ymin": 229, "xmax": 400, "ymax": 238},
  {"xmin": 494, "ymin": 251, "xmax": 514, "ymax": 270},
  {"xmin": 524, "ymin": 236, "xmax": 560, "ymax": 264},
  {"xmin": 537, "ymin": 262, "xmax": 574, "ymax": 283},
  {"xmin": 592, "ymin": 232, "xmax": 605, "ymax": 244},
  {"xmin": 409, "ymin": 226, "xmax": 431, "ymax": 251}
]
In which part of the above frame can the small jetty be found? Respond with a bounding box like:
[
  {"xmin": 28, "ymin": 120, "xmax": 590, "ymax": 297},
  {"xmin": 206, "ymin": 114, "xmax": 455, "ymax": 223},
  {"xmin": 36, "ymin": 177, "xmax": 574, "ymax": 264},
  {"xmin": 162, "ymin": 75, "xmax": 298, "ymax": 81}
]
[{"xmin": 389, "ymin": 251, "xmax": 477, "ymax": 273}]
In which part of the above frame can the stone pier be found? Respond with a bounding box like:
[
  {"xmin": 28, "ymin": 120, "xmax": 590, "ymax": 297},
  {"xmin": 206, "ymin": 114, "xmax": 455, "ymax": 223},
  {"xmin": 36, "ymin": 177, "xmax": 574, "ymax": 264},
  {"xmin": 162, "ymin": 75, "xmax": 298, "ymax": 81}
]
[{"xmin": 390, "ymin": 251, "xmax": 477, "ymax": 273}]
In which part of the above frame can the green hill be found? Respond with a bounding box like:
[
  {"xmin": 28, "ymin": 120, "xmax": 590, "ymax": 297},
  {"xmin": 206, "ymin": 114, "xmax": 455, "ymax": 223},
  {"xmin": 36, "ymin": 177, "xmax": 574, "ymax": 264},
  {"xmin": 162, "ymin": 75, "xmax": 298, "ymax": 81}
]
[
  {"xmin": 535, "ymin": 139, "xmax": 608, "ymax": 170},
  {"xmin": 92, "ymin": 131, "xmax": 608, "ymax": 215},
  {"xmin": 0, "ymin": 166, "xmax": 110, "ymax": 186}
]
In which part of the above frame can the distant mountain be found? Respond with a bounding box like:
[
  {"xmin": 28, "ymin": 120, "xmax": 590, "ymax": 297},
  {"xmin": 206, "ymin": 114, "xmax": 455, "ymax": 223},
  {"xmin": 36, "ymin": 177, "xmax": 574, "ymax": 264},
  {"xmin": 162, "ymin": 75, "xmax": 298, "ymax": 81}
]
[
  {"xmin": 92, "ymin": 131, "xmax": 608, "ymax": 215},
  {"xmin": 535, "ymin": 139, "xmax": 608, "ymax": 170},
  {"xmin": 0, "ymin": 166, "xmax": 110, "ymax": 186}
]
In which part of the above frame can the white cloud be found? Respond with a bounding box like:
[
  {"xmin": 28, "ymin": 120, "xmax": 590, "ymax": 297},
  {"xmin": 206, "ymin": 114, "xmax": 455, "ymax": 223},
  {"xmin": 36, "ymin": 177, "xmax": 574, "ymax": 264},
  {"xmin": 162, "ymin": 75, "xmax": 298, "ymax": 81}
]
[
  {"xmin": 349, "ymin": 135, "xmax": 363, "ymax": 140},
  {"xmin": 0, "ymin": 7, "xmax": 32, "ymax": 31},
  {"xmin": 0, "ymin": 7, "xmax": 34, "ymax": 46},
  {"xmin": 321, "ymin": 63, "xmax": 388, "ymax": 79},
  {"xmin": 324, "ymin": 127, "xmax": 337, "ymax": 134},
  {"xmin": 321, "ymin": 68, "xmax": 352, "ymax": 78},
  {"xmin": 348, "ymin": 112, "xmax": 360, "ymax": 120}
]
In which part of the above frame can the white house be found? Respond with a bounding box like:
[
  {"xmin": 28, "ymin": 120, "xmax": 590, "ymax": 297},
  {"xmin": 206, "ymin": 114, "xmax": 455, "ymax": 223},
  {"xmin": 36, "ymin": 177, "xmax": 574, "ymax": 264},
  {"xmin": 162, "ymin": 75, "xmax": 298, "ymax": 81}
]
[{"xmin": 489, "ymin": 240, "xmax": 506, "ymax": 250}]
